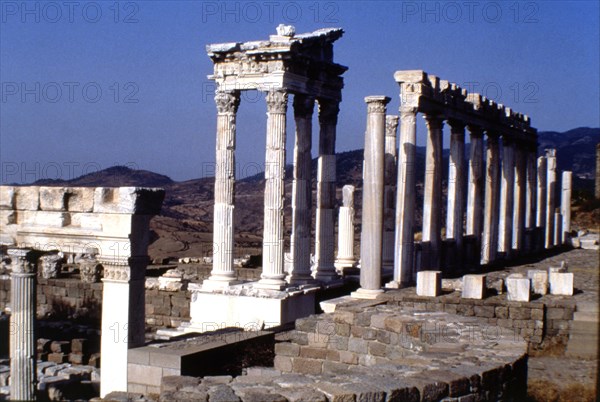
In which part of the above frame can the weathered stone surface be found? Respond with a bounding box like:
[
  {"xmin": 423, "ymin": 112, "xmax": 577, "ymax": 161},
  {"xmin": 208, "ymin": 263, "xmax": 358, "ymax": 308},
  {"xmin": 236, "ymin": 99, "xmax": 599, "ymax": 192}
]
[
  {"xmin": 462, "ymin": 275, "xmax": 486, "ymax": 299},
  {"xmin": 506, "ymin": 275, "xmax": 530, "ymax": 302},
  {"xmin": 527, "ymin": 270, "xmax": 548, "ymax": 295},
  {"xmin": 93, "ymin": 187, "xmax": 165, "ymax": 215},
  {"xmin": 39, "ymin": 253, "xmax": 63, "ymax": 279},
  {"xmin": 416, "ymin": 271, "xmax": 441, "ymax": 297},
  {"xmin": 549, "ymin": 272, "xmax": 574, "ymax": 296}
]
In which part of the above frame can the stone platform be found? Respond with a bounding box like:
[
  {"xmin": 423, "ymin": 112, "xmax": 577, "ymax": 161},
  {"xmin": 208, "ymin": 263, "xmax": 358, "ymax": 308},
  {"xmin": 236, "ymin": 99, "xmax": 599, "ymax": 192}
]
[{"xmin": 155, "ymin": 301, "xmax": 528, "ymax": 401}]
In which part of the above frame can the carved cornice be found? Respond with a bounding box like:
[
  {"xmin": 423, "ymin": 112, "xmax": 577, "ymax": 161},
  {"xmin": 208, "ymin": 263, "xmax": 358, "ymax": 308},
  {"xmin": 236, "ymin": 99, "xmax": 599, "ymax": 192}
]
[
  {"xmin": 385, "ymin": 115, "xmax": 399, "ymax": 137},
  {"xmin": 293, "ymin": 94, "xmax": 315, "ymax": 118},
  {"xmin": 365, "ymin": 96, "xmax": 391, "ymax": 114},
  {"xmin": 423, "ymin": 114, "xmax": 444, "ymax": 131},
  {"xmin": 215, "ymin": 91, "xmax": 240, "ymax": 114},
  {"xmin": 265, "ymin": 90, "xmax": 288, "ymax": 114},
  {"xmin": 317, "ymin": 100, "xmax": 340, "ymax": 125}
]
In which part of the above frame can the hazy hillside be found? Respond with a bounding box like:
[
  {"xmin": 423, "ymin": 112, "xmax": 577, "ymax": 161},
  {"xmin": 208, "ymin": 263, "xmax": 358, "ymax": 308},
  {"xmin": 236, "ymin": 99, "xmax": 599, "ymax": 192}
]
[{"xmin": 17, "ymin": 127, "xmax": 599, "ymax": 260}]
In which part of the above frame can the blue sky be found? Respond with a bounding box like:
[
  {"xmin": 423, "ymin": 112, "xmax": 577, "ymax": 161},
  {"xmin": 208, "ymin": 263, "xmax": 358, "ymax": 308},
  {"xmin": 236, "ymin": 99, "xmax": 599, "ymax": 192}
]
[{"xmin": 1, "ymin": 0, "xmax": 598, "ymax": 183}]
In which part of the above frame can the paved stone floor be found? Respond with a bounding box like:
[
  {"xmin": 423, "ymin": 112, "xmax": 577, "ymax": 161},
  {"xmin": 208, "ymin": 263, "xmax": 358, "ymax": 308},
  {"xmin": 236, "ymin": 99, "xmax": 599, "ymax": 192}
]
[{"xmin": 494, "ymin": 248, "xmax": 599, "ymax": 398}]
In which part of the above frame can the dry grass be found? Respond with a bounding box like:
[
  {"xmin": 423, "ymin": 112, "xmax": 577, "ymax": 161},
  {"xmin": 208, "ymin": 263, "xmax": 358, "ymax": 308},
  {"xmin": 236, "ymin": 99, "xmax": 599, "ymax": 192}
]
[{"xmin": 528, "ymin": 379, "xmax": 597, "ymax": 402}]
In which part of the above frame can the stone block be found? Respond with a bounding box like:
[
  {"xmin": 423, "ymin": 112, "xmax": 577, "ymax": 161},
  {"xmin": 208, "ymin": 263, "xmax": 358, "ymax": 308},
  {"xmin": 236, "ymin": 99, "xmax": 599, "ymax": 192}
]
[
  {"xmin": 68, "ymin": 353, "xmax": 84, "ymax": 365},
  {"xmin": 15, "ymin": 187, "xmax": 39, "ymax": 210},
  {"xmin": 527, "ymin": 270, "xmax": 548, "ymax": 295},
  {"xmin": 416, "ymin": 271, "xmax": 441, "ymax": 297},
  {"xmin": 549, "ymin": 272, "xmax": 574, "ymax": 296},
  {"xmin": 50, "ymin": 341, "xmax": 71, "ymax": 354},
  {"xmin": 71, "ymin": 338, "xmax": 87, "ymax": 354},
  {"xmin": 40, "ymin": 188, "xmax": 68, "ymax": 211},
  {"xmin": 291, "ymin": 357, "xmax": 322, "ymax": 375},
  {"xmin": 275, "ymin": 343, "xmax": 299, "ymax": 357},
  {"xmin": 47, "ymin": 353, "xmax": 68, "ymax": 364},
  {"xmin": 93, "ymin": 187, "xmax": 165, "ymax": 215},
  {"xmin": 0, "ymin": 186, "xmax": 15, "ymax": 210},
  {"xmin": 505, "ymin": 275, "xmax": 530, "ymax": 302},
  {"xmin": 66, "ymin": 188, "xmax": 95, "ymax": 212},
  {"xmin": 462, "ymin": 275, "xmax": 486, "ymax": 299}
]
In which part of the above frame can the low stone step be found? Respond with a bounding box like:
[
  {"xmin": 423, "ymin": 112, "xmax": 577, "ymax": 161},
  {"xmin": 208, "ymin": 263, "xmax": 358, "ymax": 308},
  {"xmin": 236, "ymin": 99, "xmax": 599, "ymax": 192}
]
[
  {"xmin": 576, "ymin": 302, "xmax": 599, "ymax": 314},
  {"xmin": 573, "ymin": 311, "xmax": 600, "ymax": 322}
]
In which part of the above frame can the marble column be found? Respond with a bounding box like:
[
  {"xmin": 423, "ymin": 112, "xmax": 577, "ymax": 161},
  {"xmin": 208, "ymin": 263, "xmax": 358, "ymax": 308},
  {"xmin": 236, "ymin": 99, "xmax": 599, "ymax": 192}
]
[
  {"xmin": 258, "ymin": 90, "xmax": 288, "ymax": 290},
  {"xmin": 204, "ymin": 90, "xmax": 241, "ymax": 290},
  {"xmin": 314, "ymin": 100, "xmax": 341, "ymax": 283},
  {"xmin": 335, "ymin": 185, "xmax": 356, "ymax": 270},
  {"xmin": 287, "ymin": 94, "xmax": 315, "ymax": 285},
  {"xmin": 536, "ymin": 156, "xmax": 547, "ymax": 251},
  {"xmin": 561, "ymin": 171, "xmax": 572, "ymax": 244},
  {"xmin": 354, "ymin": 96, "xmax": 389, "ymax": 298},
  {"xmin": 388, "ymin": 106, "xmax": 418, "ymax": 287},
  {"xmin": 446, "ymin": 120, "xmax": 466, "ymax": 252},
  {"xmin": 525, "ymin": 149, "xmax": 537, "ymax": 230},
  {"xmin": 466, "ymin": 126, "xmax": 484, "ymax": 242},
  {"xmin": 382, "ymin": 115, "xmax": 399, "ymax": 271},
  {"xmin": 498, "ymin": 138, "xmax": 515, "ymax": 258},
  {"xmin": 421, "ymin": 115, "xmax": 443, "ymax": 270},
  {"xmin": 9, "ymin": 248, "xmax": 38, "ymax": 401},
  {"xmin": 482, "ymin": 134, "xmax": 500, "ymax": 264},
  {"xmin": 512, "ymin": 146, "xmax": 527, "ymax": 252},
  {"xmin": 545, "ymin": 149, "xmax": 557, "ymax": 249}
]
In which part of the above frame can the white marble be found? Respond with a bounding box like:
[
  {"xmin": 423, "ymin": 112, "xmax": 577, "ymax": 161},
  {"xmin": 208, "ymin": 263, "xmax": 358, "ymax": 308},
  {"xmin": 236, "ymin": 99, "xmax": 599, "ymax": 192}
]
[
  {"xmin": 462, "ymin": 274, "xmax": 486, "ymax": 299},
  {"xmin": 482, "ymin": 135, "xmax": 500, "ymax": 264},
  {"xmin": 549, "ymin": 272, "xmax": 574, "ymax": 296},
  {"xmin": 527, "ymin": 269, "xmax": 548, "ymax": 295},
  {"xmin": 545, "ymin": 149, "xmax": 557, "ymax": 248},
  {"xmin": 335, "ymin": 185, "xmax": 356, "ymax": 271},
  {"xmin": 506, "ymin": 274, "xmax": 530, "ymax": 302},
  {"xmin": 416, "ymin": 270, "xmax": 441, "ymax": 297},
  {"xmin": 561, "ymin": 171, "xmax": 572, "ymax": 244},
  {"xmin": 498, "ymin": 140, "xmax": 515, "ymax": 257}
]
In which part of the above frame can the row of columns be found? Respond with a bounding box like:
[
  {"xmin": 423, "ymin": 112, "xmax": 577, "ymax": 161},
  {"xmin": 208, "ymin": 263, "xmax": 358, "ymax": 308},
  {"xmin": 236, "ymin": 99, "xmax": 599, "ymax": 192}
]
[
  {"xmin": 205, "ymin": 90, "xmax": 341, "ymax": 290},
  {"xmin": 355, "ymin": 96, "xmax": 572, "ymax": 293}
]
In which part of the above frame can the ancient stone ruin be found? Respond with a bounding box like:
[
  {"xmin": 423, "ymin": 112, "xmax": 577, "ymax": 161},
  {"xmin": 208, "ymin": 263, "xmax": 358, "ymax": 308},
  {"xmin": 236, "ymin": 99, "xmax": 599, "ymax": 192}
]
[{"xmin": 0, "ymin": 25, "xmax": 591, "ymax": 402}]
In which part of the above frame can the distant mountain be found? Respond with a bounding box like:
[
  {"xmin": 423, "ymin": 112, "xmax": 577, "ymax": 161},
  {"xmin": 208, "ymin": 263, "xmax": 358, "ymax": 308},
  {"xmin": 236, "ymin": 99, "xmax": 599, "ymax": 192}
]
[
  {"xmin": 537, "ymin": 127, "xmax": 599, "ymax": 180},
  {"xmin": 33, "ymin": 166, "xmax": 174, "ymax": 187},
  {"xmin": 17, "ymin": 128, "xmax": 599, "ymax": 259}
]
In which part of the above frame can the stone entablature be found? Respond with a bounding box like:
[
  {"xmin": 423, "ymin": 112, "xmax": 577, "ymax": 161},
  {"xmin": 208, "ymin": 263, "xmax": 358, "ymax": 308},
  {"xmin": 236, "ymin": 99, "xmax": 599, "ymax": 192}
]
[{"xmin": 207, "ymin": 25, "xmax": 346, "ymax": 101}]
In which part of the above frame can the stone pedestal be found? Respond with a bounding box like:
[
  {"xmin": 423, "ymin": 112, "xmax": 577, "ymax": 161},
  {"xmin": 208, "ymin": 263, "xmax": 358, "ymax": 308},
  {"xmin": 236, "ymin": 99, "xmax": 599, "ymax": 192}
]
[
  {"xmin": 335, "ymin": 185, "xmax": 356, "ymax": 272},
  {"xmin": 288, "ymin": 95, "xmax": 315, "ymax": 285},
  {"xmin": 482, "ymin": 135, "xmax": 500, "ymax": 264},
  {"xmin": 506, "ymin": 274, "xmax": 530, "ymax": 302},
  {"xmin": 257, "ymin": 90, "xmax": 288, "ymax": 290},
  {"xmin": 527, "ymin": 270, "xmax": 548, "ymax": 295},
  {"xmin": 462, "ymin": 274, "xmax": 486, "ymax": 299},
  {"xmin": 388, "ymin": 106, "xmax": 418, "ymax": 288},
  {"xmin": 354, "ymin": 96, "xmax": 390, "ymax": 299},
  {"xmin": 382, "ymin": 115, "xmax": 399, "ymax": 270},
  {"xmin": 9, "ymin": 248, "xmax": 39, "ymax": 401},
  {"xmin": 204, "ymin": 91, "xmax": 242, "ymax": 290},
  {"xmin": 416, "ymin": 271, "xmax": 441, "ymax": 297},
  {"xmin": 561, "ymin": 171, "xmax": 572, "ymax": 244},
  {"xmin": 549, "ymin": 272, "xmax": 574, "ymax": 296},
  {"xmin": 421, "ymin": 115, "xmax": 443, "ymax": 270}
]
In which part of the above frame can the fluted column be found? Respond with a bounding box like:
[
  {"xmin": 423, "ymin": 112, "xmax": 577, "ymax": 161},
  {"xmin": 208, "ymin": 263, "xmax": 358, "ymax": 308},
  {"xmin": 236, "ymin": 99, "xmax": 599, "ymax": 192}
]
[
  {"xmin": 482, "ymin": 134, "xmax": 500, "ymax": 264},
  {"xmin": 354, "ymin": 96, "xmax": 389, "ymax": 298},
  {"xmin": 512, "ymin": 145, "xmax": 527, "ymax": 252},
  {"xmin": 258, "ymin": 90, "xmax": 288, "ymax": 290},
  {"xmin": 545, "ymin": 149, "xmax": 557, "ymax": 248},
  {"xmin": 287, "ymin": 94, "xmax": 315, "ymax": 285},
  {"xmin": 498, "ymin": 138, "xmax": 515, "ymax": 258},
  {"xmin": 335, "ymin": 185, "xmax": 356, "ymax": 270},
  {"xmin": 204, "ymin": 91, "xmax": 241, "ymax": 290},
  {"xmin": 446, "ymin": 120, "xmax": 466, "ymax": 253},
  {"xmin": 421, "ymin": 114, "xmax": 443, "ymax": 270},
  {"xmin": 9, "ymin": 248, "xmax": 37, "ymax": 402},
  {"xmin": 561, "ymin": 171, "xmax": 572, "ymax": 244},
  {"xmin": 525, "ymin": 149, "xmax": 537, "ymax": 230},
  {"xmin": 466, "ymin": 126, "xmax": 484, "ymax": 263},
  {"xmin": 536, "ymin": 156, "xmax": 547, "ymax": 251},
  {"xmin": 382, "ymin": 115, "xmax": 399, "ymax": 270},
  {"xmin": 314, "ymin": 100, "xmax": 340, "ymax": 282},
  {"xmin": 387, "ymin": 106, "xmax": 418, "ymax": 287}
]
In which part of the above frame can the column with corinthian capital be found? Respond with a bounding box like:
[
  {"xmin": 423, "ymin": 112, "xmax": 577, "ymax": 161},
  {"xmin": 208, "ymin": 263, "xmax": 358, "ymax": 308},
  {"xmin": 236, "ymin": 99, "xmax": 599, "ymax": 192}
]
[{"xmin": 257, "ymin": 90, "xmax": 288, "ymax": 290}]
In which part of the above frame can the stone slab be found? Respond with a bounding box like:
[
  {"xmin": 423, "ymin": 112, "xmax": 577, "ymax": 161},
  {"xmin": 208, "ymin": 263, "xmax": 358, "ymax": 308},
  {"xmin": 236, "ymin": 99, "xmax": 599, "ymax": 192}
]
[
  {"xmin": 549, "ymin": 272, "xmax": 574, "ymax": 296},
  {"xmin": 506, "ymin": 275, "xmax": 530, "ymax": 302},
  {"xmin": 416, "ymin": 271, "xmax": 441, "ymax": 297},
  {"xmin": 462, "ymin": 275, "xmax": 486, "ymax": 299}
]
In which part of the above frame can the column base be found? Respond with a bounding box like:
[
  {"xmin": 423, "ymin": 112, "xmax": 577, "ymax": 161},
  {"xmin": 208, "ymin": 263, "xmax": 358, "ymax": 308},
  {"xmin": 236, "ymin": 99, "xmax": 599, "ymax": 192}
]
[
  {"xmin": 202, "ymin": 277, "xmax": 243, "ymax": 291},
  {"xmin": 286, "ymin": 274, "xmax": 318, "ymax": 286},
  {"xmin": 351, "ymin": 288, "xmax": 384, "ymax": 299},
  {"xmin": 255, "ymin": 278, "xmax": 287, "ymax": 290},
  {"xmin": 384, "ymin": 280, "xmax": 410, "ymax": 289}
]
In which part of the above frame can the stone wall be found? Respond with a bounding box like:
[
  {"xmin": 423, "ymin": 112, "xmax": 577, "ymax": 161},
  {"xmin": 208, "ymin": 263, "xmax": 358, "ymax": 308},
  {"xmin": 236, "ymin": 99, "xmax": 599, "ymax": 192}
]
[
  {"xmin": 381, "ymin": 289, "xmax": 575, "ymax": 346},
  {"xmin": 155, "ymin": 301, "xmax": 528, "ymax": 402}
]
